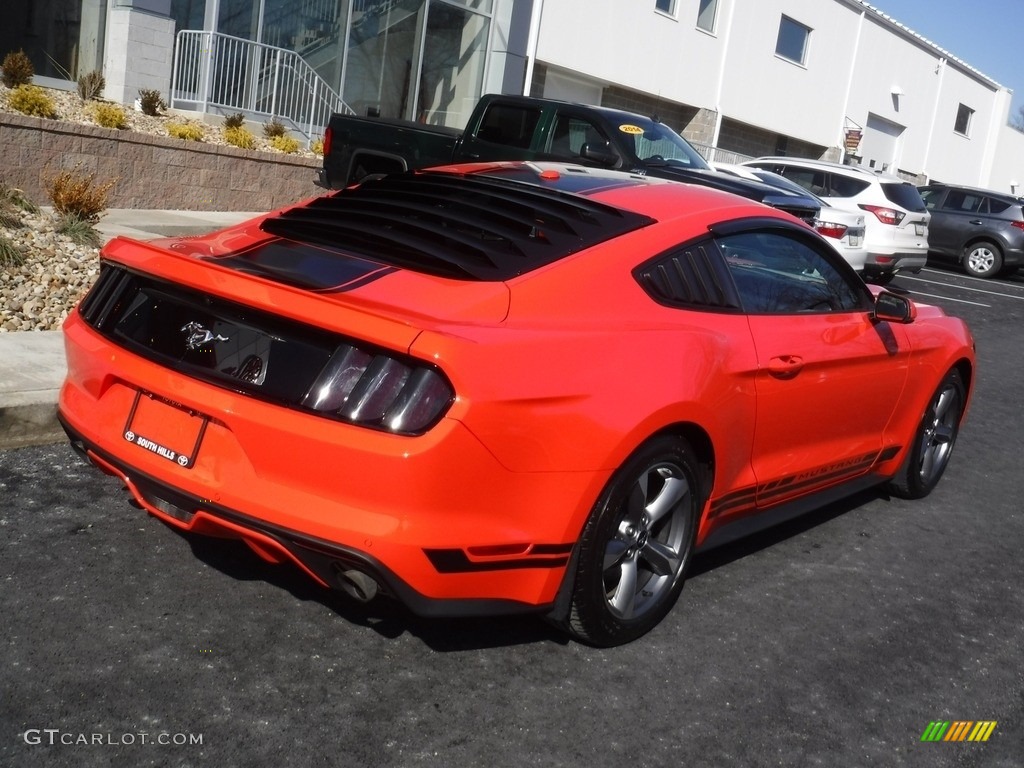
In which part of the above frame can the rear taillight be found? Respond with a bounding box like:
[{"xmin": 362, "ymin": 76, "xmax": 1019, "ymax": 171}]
[
  {"xmin": 322, "ymin": 126, "xmax": 333, "ymax": 158},
  {"xmin": 1010, "ymin": 220, "xmax": 1024, "ymax": 232},
  {"xmin": 859, "ymin": 204, "xmax": 905, "ymax": 226},
  {"xmin": 302, "ymin": 343, "xmax": 453, "ymax": 435},
  {"xmin": 815, "ymin": 221, "xmax": 848, "ymax": 239}
]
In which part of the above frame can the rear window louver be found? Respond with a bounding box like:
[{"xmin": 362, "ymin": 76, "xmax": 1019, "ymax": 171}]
[
  {"xmin": 259, "ymin": 171, "xmax": 655, "ymax": 281},
  {"xmin": 634, "ymin": 242, "xmax": 741, "ymax": 311}
]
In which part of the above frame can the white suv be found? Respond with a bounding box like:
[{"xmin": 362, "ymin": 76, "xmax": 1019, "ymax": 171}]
[{"xmin": 742, "ymin": 157, "xmax": 929, "ymax": 282}]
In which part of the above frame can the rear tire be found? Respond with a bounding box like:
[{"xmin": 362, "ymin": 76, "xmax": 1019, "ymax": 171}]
[
  {"xmin": 962, "ymin": 241, "xmax": 1002, "ymax": 278},
  {"xmin": 565, "ymin": 436, "xmax": 703, "ymax": 647},
  {"xmin": 887, "ymin": 369, "xmax": 965, "ymax": 499}
]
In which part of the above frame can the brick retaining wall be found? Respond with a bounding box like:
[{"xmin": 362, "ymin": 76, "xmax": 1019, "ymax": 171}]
[{"xmin": 0, "ymin": 113, "xmax": 321, "ymax": 211}]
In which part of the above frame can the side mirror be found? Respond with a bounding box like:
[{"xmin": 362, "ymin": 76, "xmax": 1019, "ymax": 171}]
[
  {"xmin": 873, "ymin": 291, "xmax": 916, "ymax": 324},
  {"xmin": 579, "ymin": 142, "xmax": 619, "ymax": 167}
]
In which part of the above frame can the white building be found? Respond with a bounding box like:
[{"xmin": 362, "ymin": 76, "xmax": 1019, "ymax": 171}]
[{"xmin": 5, "ymin": 0, "xmax": 1024, "ymax": 193}]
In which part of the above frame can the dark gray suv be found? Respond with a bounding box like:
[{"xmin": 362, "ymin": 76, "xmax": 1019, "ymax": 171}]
[{"xmin": 919, "ymin": 184, "xmax": 1024, "ymax": 278}]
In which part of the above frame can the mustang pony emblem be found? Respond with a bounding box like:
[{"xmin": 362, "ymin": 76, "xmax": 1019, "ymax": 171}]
[{"xmin": 181, "ymin": 322, "xmax": 230, "ymax": 351}]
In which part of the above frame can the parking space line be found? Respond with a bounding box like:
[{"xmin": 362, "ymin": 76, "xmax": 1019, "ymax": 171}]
[
  {"xmin": 907, "ymin": 290, "xmax": 990, "ymax": 307},
  {"xmin": 900, "ymin": 275, "xmax": 1024, "ymax": 301}
]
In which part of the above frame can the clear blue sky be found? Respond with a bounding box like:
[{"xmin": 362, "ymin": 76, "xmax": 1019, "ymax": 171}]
[{"xmin": 873, "ymin": 0, "xmax": 1024, "ymax": 120}]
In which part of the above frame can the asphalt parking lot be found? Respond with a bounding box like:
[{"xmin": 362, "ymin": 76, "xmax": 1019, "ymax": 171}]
[{"xmin": 1, "ymin": 264, "xmax": 1021, "ymax": 767}]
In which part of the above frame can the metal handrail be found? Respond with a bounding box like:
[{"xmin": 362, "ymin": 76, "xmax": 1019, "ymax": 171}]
[{"xmin": 170, "ymin": 30, "xmax": 354, "ymax": 144}]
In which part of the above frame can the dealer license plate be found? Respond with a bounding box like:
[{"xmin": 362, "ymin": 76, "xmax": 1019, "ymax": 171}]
[
  {"xmin": 914, "ymin": 223, "xmax": 926, "ymax": 236},
  {"xmin": 122, "ymin": 390, "xmax": 208, "ymax": 469}
]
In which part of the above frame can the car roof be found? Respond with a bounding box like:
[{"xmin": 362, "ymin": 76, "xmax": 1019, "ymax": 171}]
[
  {"xmin": 747, "ymin": 156, "xmax": 909, "ymax": 184},
  {"xmin": 260, "ymin": 162, "xmax": 784, "ymax": 282},
  {"xmin": 920, "ymin": 182, "xmax": 1023, "ymax": 203}
]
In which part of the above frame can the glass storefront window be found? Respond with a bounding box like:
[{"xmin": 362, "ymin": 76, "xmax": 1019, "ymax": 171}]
[
  {"xmin": 2, "ymin": 0, "xmax": 106, "ymax": 81},
  {"xmin": 341, "ymin": 0, "xmax": 490, "ymax": 125},
  {"xmin": 418, "ymin": 1, "xmax": 488, "ymax": 127}
]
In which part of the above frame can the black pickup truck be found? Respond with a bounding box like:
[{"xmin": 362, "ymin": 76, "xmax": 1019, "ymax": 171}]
[{"xmin": 316, "ymin": 94, "xmax": 819, "ymax": 223}]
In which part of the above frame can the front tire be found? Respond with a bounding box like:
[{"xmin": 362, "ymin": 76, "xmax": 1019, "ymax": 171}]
[
  {"xmin": 962, "ymin": 240, "xmax": 1002, "ymax": 278},
  {"xmin": 566, "ymin": 436, "xmax": 704, "ymax": 647},
  {"xmin": 887, "ymin": 369, "xmax": 966, "ymax": 499}
]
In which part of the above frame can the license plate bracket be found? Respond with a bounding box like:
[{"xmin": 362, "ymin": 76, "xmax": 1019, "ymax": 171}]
[{"xmin": 122, "ymin": 390, "xmax": 208, "ymax": 469}]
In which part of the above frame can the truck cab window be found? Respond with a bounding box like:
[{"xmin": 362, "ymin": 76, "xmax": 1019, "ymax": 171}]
[
  {"xmin": 548, "ymin": 116, "xmax": 611, "ymax": 160},
  {"xmin": 476, "ymin": 105, "xmax": 542, "ymax": 149}
]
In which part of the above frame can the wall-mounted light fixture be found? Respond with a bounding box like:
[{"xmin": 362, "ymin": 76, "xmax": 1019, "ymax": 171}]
[{"xmin": 891, "ymin": 84, "xmax": 903, "ymax": 111}]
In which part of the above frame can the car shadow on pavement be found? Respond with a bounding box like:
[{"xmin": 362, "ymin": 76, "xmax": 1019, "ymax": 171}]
[
  {"xmin": 170, "ymin": 486, "xmax": 886, "ymax": 651},
  {"xmin": 689, "ymin": 487, "xmax": 880, "ymax": 577},
  {"xmin": 179, "ymin": 531, "xmax": 568, "ymax": 651}
]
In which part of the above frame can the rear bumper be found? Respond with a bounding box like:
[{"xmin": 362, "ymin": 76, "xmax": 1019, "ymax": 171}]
[
  {"xmin": 863, "ymin": 250, "xmax": 928, "ymax": 275},
  {"xmin": 57, "ymin": 313, "xmax": 603, "ymax": 616},
  {"xmin": 60, "ymin": 417, "xmax": 557, "ymax": 618}
]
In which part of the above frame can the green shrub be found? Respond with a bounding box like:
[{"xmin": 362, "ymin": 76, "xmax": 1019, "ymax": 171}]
[
  {"xmin": 1, "ymin": 49, "xmax": 34, "ymax": 88},
  {"xmin": 45, "ymin": 166, "xmax": 117, "ymax": 222},
  {"xmin": 223, "ymin": 125, "xmax": 256, "ymax": 149},
  {"xmin": 167, "ymin": 122, "xmax": 205, "ymax": 142},
  {"xmin": 0, "ymin": 232, "xmax": 25, "ymax": 268},
  {"xmin": 223, "ymin": 112, "xmax": 246, "ymax": 129},
  {"xmin": 56, "ymin": 213, "xmax": 102, "ymax": 248},
  {"xmin": 263, "ymin": 118, "xmax": 287, "ymax": 138},
  {"xmin": 77, "ymin": 70, "xmax": 105, "ymax": 101},
  {"xmin": 270, "ymin": 134, "xmax": 300, "ymax": 154},
  {"xmin": 92, "ymin": 102, "xmax": 127, "ymax": 130},
  {"xmin": 138, "ymin": 88, "xmax": 166, "ymax": 116},
  {"xmin": 6, "ymin": 84, "xmax": 57, "ymax": 119},
  {"xmin": 311, "ymin": 137, "xmax": 324, "ymax": 156}
]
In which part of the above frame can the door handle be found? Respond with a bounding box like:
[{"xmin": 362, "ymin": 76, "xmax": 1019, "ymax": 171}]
[
  {"xmin": 767, "ymin": 355, "xmax": 804, "ymax": 378},
  {"xmin": 969, "ymin": 219, "xmax": 983, "ymax": 225}
]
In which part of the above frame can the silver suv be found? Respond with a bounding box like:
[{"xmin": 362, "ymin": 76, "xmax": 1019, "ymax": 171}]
[
  {"xmin": 918, "ymin": 184, "xmax": 1024, "ymax": 278},
  {"xmin": 743, "ymin": 157, "xmax": 930, "ymax": 282}
]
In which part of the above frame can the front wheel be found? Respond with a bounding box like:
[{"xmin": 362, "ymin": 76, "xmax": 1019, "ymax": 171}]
[
  {"xmin": 887, "ymin": 369, "xmax": 966, "ymax": 499},
  {"xmin": 565, "ymin": 436, "xmax": 704, "ymax": 647},
  {"xmin": 962, "ymin": 241, "xmax": 1002, "ymax": 278}
]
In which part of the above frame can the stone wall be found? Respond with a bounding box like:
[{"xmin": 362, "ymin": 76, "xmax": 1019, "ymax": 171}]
[{"xmin": 0, "ymin": 113, "xmax": 321, "ymax": 211}]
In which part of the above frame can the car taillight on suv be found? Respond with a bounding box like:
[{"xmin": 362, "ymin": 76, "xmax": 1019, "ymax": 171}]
[{"xmin": 859, "ymin": 205, "xmax": 906, "ymax": 226}]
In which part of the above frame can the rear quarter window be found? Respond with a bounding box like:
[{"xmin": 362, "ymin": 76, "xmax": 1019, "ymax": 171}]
[
  {"xmin": 475, "ymin": 104, "xmax": 541, "ymax": 150},
  {"xmin": 986, "ymin": 198, "xmax": 1012, "ymax": 215},
  {"xmin": 881, "ymin": 182, "xmax": 927, "ymax": 212},
  {"xmin": 827, "ymin": 174, "xmax": 871, "ymax": 198}
]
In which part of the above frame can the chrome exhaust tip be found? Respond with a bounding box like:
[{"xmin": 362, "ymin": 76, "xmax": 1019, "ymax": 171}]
[{"xmin": 335, "ymin": 566, "xmax": 379, "ymax": 603}]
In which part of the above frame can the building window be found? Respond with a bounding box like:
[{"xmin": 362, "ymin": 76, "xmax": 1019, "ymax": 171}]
[
  {"xmin": 954, "ymin": 104, "xmax": 974, "ymax": 136},
  {"xmin": 776, "ymin": 16, "xmax": 810, "ymax": 65},
  {"xmin": 656, "ymin": 0, "xmax": 676, "ymax": 15},
  {"xmin": 696, "ymin": 0, "xmax": 718, "ymax": 32}
]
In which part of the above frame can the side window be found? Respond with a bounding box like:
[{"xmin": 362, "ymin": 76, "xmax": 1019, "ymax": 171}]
[
  {"xmin": 954, "ymin": 104, "xmax": 974, "ymax": 136},
  {"xmin": 475, "ymin": 104, "xmax": 542, "ymax": 150},
  {"xmin": 826, "ymin": 174, "xmax": 871, "ymax": 199},
  {"xmin": 719, "ymin": 230, "xmax": 864, "ymax": 314},
  {"xmin": 987, "ymin": 198, "xmax": 1011, "ymax": 215},
  {"xmin": 943, "ymin": 191, "xmax": 983, "ymax": 213},
  {"xmin": 696, "ymin": 0, "xmax": 718, "ymax": 31},
  {"xmin": 779, "ymin": 168, "xmax": 827, "ymax": 196},
  {"xmin": 547, "ymin": 114, "xmax": 613, "ymax": 160},
  {"xmin": 776, "ymin": 16, "xmax": 811, "ymax": 65},
  {"xmin": 919, "ymin": 187, "xmax": 943, "ymax": 210}
]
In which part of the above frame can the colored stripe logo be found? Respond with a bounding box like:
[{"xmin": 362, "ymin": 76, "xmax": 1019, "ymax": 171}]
[{"xmin": 921, "ymin": 721, "xmax": 997, "ymax": 742}]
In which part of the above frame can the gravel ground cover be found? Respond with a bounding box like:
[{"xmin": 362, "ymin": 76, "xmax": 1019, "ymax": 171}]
[{"xmin": 0, "ymin": 83, "xmax": 318, "ymax": 332}]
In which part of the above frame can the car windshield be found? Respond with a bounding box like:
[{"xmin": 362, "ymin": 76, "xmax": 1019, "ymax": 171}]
[{"xmin": 622, "ymin": 119, "xmax": 710, "ymax": 170}]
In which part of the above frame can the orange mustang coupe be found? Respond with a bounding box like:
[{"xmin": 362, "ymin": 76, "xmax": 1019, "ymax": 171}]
[{"xmin": 59, "ymin": 163, "xmax": 975, "ymax": 646}]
